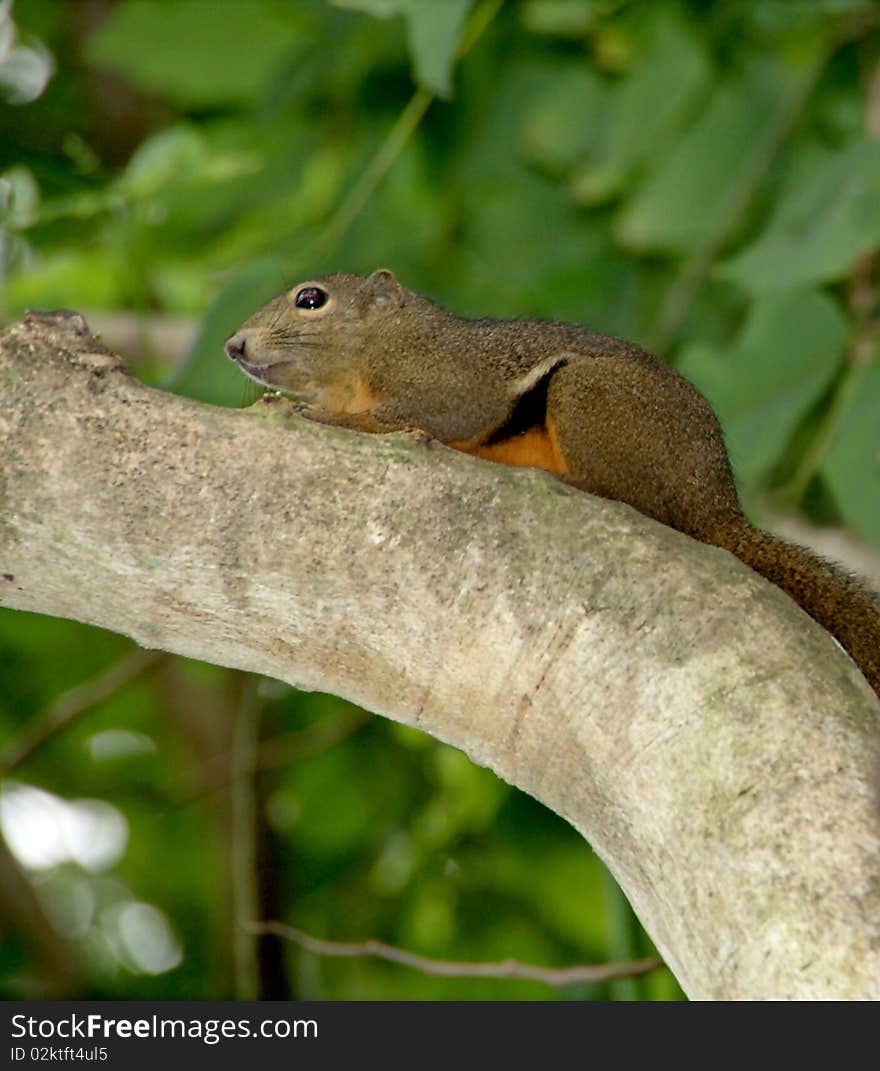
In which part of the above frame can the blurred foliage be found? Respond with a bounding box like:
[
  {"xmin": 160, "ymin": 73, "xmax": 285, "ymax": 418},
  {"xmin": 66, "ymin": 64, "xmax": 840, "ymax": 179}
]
[{"xmin": 1, "ymin": 0, "xmax": 879, "ymax": 1002}]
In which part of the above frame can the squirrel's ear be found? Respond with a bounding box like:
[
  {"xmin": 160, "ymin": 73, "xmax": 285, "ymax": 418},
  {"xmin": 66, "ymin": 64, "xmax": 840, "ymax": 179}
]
[{"xmin": 356, "ymin": 269, "xmax": 403, "ymax": 315}]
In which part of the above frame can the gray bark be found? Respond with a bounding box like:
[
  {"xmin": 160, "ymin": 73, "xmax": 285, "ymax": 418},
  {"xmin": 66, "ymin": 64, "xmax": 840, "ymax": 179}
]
[{"xmin": 2, "ymin": 311, "xmax": 879, "ymax": 1000}]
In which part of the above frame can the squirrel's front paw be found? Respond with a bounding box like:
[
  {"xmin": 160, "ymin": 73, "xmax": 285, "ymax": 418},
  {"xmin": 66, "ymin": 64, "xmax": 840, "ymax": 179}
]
[
  {"xmin": 258, "ymin": 393, "xmax": 313, "ymax": 417},
  {"xmin": 288, "ymin": 402, "xmax": 339, "ymax": 426},
  {"xmin": 398, "ymin": 425, "xmax": 435, "ymax": 444},
  {"xmin": 259, "ymin": 393, "xmax": 312, "ymax": 414}
]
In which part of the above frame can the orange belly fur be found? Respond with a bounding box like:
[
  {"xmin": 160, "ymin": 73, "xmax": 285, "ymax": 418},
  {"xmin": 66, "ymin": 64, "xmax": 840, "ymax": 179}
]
[{"xmin": 450, "ymin": 422, "xmax": 568, "ymax": 477}]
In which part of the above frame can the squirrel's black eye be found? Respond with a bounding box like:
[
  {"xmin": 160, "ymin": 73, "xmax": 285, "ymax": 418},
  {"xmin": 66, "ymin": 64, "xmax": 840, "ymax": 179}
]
[{"xmin": 294, "ymin": 286, "xmax": 328, "ymax": 310}]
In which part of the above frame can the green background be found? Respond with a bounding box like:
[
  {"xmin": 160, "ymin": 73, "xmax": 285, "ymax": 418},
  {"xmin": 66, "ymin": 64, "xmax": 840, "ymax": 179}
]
[{"xmin": 1, "ymin": 0, "xmax": 878, "ymax": 1001}]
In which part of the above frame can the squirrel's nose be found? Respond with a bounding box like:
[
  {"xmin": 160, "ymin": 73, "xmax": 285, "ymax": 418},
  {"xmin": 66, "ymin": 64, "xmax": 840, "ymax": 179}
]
[{"xmin": 224, "ymin": 332, "xmax": 247, "ymax": 362}]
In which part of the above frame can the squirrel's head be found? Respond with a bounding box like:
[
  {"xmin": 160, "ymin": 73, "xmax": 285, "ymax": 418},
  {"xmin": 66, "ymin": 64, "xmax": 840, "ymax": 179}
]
[{"xmin": 224, "ymin": 269, "xmax": 406, "ymax": 398}]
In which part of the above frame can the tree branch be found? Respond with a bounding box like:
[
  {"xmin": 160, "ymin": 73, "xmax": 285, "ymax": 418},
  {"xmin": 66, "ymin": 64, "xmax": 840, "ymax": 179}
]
[{"xmin": 2, "ymin": 311, "xmax": 879, "ymax": 1000}]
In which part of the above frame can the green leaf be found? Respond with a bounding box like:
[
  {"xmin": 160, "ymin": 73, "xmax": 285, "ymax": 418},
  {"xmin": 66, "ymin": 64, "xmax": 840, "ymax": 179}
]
[
  {"xmin": 331, "ymin": 0, "xmax": 402, "ymax": 15},
  {"xmin": 117, "ymin": 126, "xmax": 208, "ymax": 198},
  {"xmin": 719, "ymin": 140, "xmax": 880, "ymax": 295},
  {"xmin": 678, "ymin": 289, "xmax": 847, "ymax": 483},
  {"xmin": 821, "ymin": 360, "xmax": 880, "ymax": 545},
  {"xmin": 86, "ymin": 0, "xmax": 309, "ymax": 108},
  {"xmin": 0, "ymin": 250, "xmax": 127, "ymax": 315},
  {"xmin": 615, "ymin": 60, "xmax": 790, "ymax": 254},
  {"xmin": 0, "ymin": 165, "xmax": 40, "ymax": 228},
  {"xmin": 333, "ymin": 0, "xmax": 473, "ymax": 97},
  {"xmin": 404, "ymin": 0, "xmax": 472, "ymax": 98},
  {"xmin": 519, "ymin": 65, "xmax": 606, "ymax": 176},
  {"xmin": 520, "ymin": 0, "xmax": 601, "ymax": 36},
  {"xmin": 571, "ymin": 8, "xmax": 710, "ymax": 204}
]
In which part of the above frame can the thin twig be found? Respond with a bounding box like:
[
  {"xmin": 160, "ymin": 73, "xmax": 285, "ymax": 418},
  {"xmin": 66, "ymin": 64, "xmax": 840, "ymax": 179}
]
[
  {"xmin": 173, "ymin": 710, "xmax": 372, "ymax": 807},
  {"xmin": 0, "ymin": 647, "xmax": 165, "ymax": 773},
  {"xmin": 247, "ymin": 919, "xmax": 664, "ymax": 988},
  {"xmin": 231, "ymin": 674, "xmax": 261, "ymax": 1000},
  {"xmin": 782, "ymin": 53, "xmax": 880, "ymax": 502},
  {"xmin": 315, "ymin": 88, "xmax": 434, "ymax": 258},
  {"xmin": 647, "ymin": 46, "xmax": 830, "ymax": 356},
  {"xmin": 257, "ymin": 710, "xmax": 372, "ymax": 772},
  {"xmin": 601, "ymin": 864, "xmax": 641, "ymax": 1000},
  {"xmin": 649, "ymin": 11, "xmax": 880, "ymax": 357},
  {"xmin": 0, "ymin": 834, "xmax": 85, "ymax": 996},
  {"xmin": 781, "ymin": 347, "xmax": 874, "ymax": 505},
  {"xmin": 315, "ymin": 0, "xmax": 503, "ymax": 257}
]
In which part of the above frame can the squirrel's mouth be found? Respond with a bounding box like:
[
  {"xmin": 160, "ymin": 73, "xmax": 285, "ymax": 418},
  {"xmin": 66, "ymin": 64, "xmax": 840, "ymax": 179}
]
[{"xmin": 232, "ymin": 357, "xmax": 284, "ymax": 388}]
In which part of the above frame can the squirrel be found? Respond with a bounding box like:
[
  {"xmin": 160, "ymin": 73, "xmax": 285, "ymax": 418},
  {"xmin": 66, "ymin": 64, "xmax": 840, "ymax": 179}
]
[{"xmin": 225, "ymin": 268, "xmax": 880, "ymax": 702}]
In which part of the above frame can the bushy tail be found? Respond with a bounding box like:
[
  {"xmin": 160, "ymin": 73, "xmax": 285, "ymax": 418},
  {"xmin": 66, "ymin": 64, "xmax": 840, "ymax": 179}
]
[{"xmin": 715, "ymin": 521, "xmax": 880, "ymax": 702}]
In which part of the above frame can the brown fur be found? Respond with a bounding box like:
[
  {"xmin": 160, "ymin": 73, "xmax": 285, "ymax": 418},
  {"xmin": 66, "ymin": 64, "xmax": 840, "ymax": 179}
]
[{"xmin": 226, "ymin": 269, "xmax": 880, "ymax": 701}]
